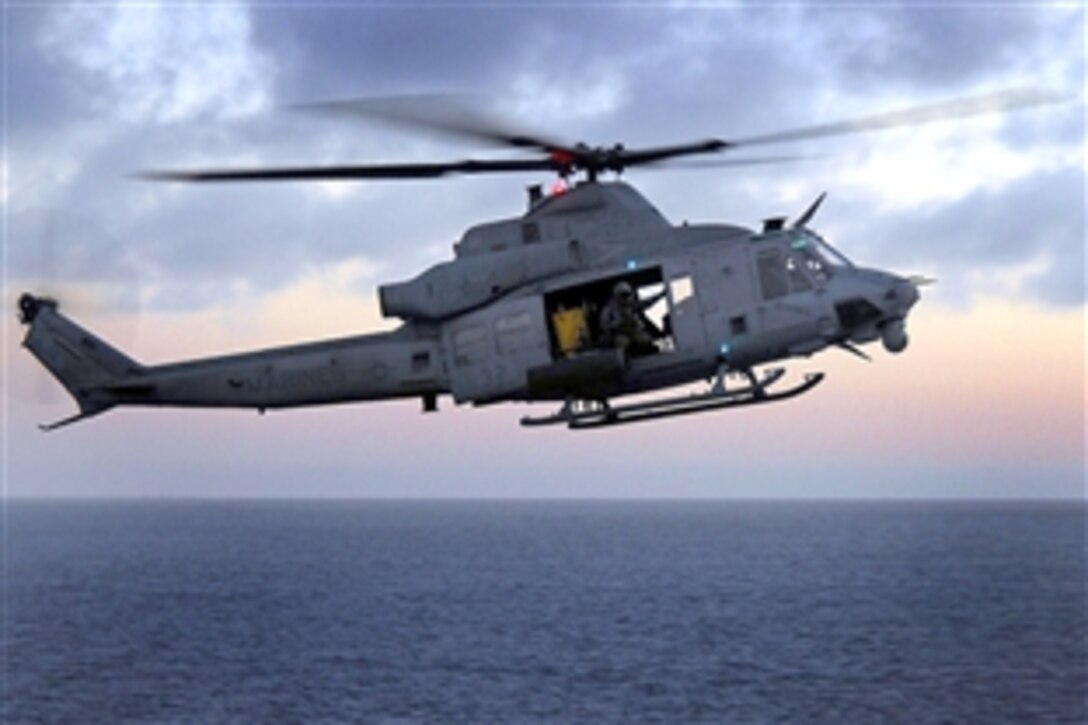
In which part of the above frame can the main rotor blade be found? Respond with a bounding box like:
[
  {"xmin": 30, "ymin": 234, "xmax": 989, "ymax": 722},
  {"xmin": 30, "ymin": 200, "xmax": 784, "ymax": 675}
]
[
  {"xmin": 614, "ymin": 139, "xmax": 727, "ymax": 167},
  {"xmin": 292, "ymin": 93, "xmax": 573, "ymax": 154},
  {"xmin": 138, "ymin": 157, "xmax": 560, "ymax": 182},
  {"xmin": 663, "ymin": 153, "xmax": 828, "ymax": 170},
  {"xmin": 138, "ymin": 151, "xmax": 817, "ymax": 183},
  {"xmin": 727, "ymin": 87, "xmax": 1068, "ymax": 149}
]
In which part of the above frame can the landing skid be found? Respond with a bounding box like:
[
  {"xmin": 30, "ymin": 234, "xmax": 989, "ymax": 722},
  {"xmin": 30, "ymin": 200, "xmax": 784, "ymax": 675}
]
[{"xmin": 520, "ymin": 368, "xmax": 824, "ymax": 430}]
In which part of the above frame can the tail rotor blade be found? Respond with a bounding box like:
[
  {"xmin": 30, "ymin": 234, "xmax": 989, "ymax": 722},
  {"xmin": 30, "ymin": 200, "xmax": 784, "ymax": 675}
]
[{"xmin": 9, "ymin": 208, "xmax": 143, "ymax": 406}]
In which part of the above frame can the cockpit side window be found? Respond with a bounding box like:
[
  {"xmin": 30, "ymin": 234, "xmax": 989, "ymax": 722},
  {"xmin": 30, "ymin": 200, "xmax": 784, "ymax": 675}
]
[
  {"xmin": 786, "ymin": 255, "xmax": 813, "ymax": 292},
  {"xmin": 792, "ymin": 239, "xmax": 832, "ymax": 282}
]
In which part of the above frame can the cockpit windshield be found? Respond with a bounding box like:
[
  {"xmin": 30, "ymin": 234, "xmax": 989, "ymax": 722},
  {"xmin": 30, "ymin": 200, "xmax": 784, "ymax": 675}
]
[{"xmin": 790, "ymin": 231, "xmax": 853, "ymax": 281}]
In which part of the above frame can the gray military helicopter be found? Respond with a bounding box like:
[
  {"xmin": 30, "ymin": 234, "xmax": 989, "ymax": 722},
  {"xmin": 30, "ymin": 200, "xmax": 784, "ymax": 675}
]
[{"xmin": 17, "ymin": 89, "xmax": 1060, "ymax": 430}]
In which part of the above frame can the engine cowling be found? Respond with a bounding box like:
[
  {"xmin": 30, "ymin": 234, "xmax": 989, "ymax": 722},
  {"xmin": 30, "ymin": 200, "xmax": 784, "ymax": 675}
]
[{"xmin": 379, "ymin": 239, "xmax": 588, "ymax": 321}]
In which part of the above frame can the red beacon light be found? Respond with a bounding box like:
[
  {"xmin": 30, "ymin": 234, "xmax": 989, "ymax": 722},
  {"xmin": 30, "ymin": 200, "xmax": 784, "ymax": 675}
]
[{"xmin": 550, "ymin": 180, "xmax": 569, "ymax": 197}]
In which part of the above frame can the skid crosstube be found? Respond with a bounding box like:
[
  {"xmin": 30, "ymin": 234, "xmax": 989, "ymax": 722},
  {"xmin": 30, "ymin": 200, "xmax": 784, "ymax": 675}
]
[{"xmin": 521, "ymin": 369, "xmax": 824, "ymax": 430}]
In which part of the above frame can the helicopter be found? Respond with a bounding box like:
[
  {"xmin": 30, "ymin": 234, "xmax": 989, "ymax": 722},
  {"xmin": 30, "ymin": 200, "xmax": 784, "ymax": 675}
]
[{"xmin": 17, "ymin": 88, "xmax": 1063, "ymax": 430}]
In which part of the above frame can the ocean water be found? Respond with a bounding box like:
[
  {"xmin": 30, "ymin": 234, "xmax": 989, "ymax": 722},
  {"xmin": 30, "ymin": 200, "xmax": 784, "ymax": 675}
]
[{"xmin": 3, "ymin": 501, "xmax": 1085, "ymax": 723}]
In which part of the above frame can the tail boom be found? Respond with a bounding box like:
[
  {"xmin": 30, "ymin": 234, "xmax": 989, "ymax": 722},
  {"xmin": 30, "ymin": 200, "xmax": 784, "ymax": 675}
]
[{"xmin": 17, "ymin": 293, "xmax": 448, "ymax": 429}]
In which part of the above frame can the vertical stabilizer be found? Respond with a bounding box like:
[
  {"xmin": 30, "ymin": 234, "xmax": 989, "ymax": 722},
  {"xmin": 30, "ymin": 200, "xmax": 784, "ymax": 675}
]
[{"xmin": 17, "ymin": 294, "xmax": 144, "ymax": 429}]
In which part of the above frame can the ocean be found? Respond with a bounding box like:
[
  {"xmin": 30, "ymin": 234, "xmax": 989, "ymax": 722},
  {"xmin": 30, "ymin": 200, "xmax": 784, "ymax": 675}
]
[{"xmin": 3, "ymin": 500, "xmax": 1085, "ymax": 723}]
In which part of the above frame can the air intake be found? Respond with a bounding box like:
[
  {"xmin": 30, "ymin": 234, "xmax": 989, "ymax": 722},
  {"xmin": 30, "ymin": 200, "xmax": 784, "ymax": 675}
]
[{"xmin": 762, "ymin": 217, "xmax": 787, "ymax": 233}]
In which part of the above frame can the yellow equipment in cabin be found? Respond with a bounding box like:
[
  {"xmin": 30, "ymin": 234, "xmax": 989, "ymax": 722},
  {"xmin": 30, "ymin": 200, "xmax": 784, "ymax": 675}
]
[{"xmin": 551, "ymin": 305, "xmax": 589, "ymax": 356}]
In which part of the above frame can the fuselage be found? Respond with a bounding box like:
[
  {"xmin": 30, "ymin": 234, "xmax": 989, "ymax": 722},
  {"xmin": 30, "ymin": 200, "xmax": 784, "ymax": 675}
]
[
  {"xmin": 434, "ymin": 218, "xmax": 917, "ymax": 405},
  {"xmin": 19, "ymin": 181, "xmax": 919, "ymax": 426}
]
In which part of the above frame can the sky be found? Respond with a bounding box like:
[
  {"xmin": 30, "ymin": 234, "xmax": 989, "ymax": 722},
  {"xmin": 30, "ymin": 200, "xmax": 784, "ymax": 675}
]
[{"xmin": 2, "ymin": 1, "xmax": 1084, "ymax": 498}]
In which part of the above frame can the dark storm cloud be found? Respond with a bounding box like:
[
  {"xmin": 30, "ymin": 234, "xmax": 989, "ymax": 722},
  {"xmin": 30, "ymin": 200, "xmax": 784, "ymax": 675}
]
[
  {"xmin": 247, "ymin": 4, "xmax": 848, "ymax": 173},
  {"xmin": 248, "ymin": 4, "xmax": 1079, "ymax": 154},
  {"xmin": 247, "ymin": 5, "xmax": 821, "ymax": 143},
  {"xmin": 249, "ymin": 6, "xmax": 661, "ymax": 100}
]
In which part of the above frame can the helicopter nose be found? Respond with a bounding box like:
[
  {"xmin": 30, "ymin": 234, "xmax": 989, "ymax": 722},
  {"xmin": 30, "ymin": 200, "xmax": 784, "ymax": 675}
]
[
  {"xmin": 877, "ymin": 280, "xmax": 919, "ymax": 354},
  {"xmin": 883, "ymin": 279, "xmax": 920, "ymax": 315}
]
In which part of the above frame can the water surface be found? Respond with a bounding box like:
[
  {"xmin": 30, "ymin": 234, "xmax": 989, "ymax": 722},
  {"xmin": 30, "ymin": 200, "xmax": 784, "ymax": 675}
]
[{"xmin": 5, "ymin": 500, "xmax": 1084, "ymax": 722}]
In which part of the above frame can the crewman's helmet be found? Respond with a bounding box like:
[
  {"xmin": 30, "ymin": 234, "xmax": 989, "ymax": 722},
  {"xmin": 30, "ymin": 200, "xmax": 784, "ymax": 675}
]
[{"xmin": 613, "ymin": 281, "xmax": 634, "ymax": 300}]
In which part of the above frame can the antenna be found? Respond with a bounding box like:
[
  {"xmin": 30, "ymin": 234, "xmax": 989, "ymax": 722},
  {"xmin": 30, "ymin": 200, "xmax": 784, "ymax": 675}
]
[{"xmin": 792, "ymin": 192, "xmax": 827, "ymax": 229}]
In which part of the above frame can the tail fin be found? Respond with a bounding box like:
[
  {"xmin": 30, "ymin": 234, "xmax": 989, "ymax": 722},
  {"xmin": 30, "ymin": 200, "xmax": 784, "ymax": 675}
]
[{"xmin": 17, "ymin": 294, "xmax": 145, "ymax": 430}]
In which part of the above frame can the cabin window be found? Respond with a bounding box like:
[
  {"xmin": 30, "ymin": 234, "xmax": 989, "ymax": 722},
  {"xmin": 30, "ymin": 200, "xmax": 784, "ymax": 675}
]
[
  {"xmin": 669, "ymin": 275, "xmax": 694, "ymax": 306},
  {"xmin": 411, "ymin": 351, "xmax": 430, "ymax": 372},
  {"xmin": 757, "ymin": 250, "xmax": 789, "ymax": 300},
  {"xmin": 494, "ymin": 312, "xmax": 532, "ymax": 354}
]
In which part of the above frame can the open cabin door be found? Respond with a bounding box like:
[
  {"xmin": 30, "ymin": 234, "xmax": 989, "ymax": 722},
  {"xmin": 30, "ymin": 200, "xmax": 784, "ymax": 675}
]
[{"xmin": 541, "ymin": 266, "xmax": 681, "ymax": 360}]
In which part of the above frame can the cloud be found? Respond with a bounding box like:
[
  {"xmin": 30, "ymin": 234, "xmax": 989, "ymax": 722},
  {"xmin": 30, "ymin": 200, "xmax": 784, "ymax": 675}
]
[
  {"xmin": 807, "ymin": 4, "xmax": 1079, "ymax": 93},
  {"xmin": 5, "ymin": 8, "xmax": 77, "ymax": 135},
  {"xmin": 826, "ymin": 162, "xmax": 1085, "ymax": 307},
  {"xmin": 249, "ymin": 6, "xmax": 662, "ymax": 102},
  {"xmin": 6, "ymin": 2, "xmax": 1083, "ymax": 318},
  {"xmin": 37, "ymin": 2, "xmax": 274, "ymax": 124}
]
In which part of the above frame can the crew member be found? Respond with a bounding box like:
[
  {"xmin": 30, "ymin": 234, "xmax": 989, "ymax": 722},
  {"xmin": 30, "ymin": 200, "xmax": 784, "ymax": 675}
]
[{"xmin": 599, "ymin": 281, "xmax": 664, "ymax": 357}]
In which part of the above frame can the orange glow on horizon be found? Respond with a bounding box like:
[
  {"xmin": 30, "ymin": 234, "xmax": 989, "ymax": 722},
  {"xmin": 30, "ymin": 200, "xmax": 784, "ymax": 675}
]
[{"xmin": 5, "ymin": 286, "xmax": 1084, "ymax": 492}]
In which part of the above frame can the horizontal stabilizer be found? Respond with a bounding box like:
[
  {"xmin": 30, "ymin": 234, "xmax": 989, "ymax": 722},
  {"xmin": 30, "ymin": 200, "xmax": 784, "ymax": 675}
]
[{"xmin": 39, "ymin": 409, "xmax": 110, "ymax": 432}]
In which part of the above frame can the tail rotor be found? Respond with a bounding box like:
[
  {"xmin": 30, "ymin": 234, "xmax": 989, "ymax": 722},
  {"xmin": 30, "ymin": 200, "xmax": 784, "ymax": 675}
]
[{"xmin": 9, "ymin": 207, "xmax": 143, "ymax": 407}]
